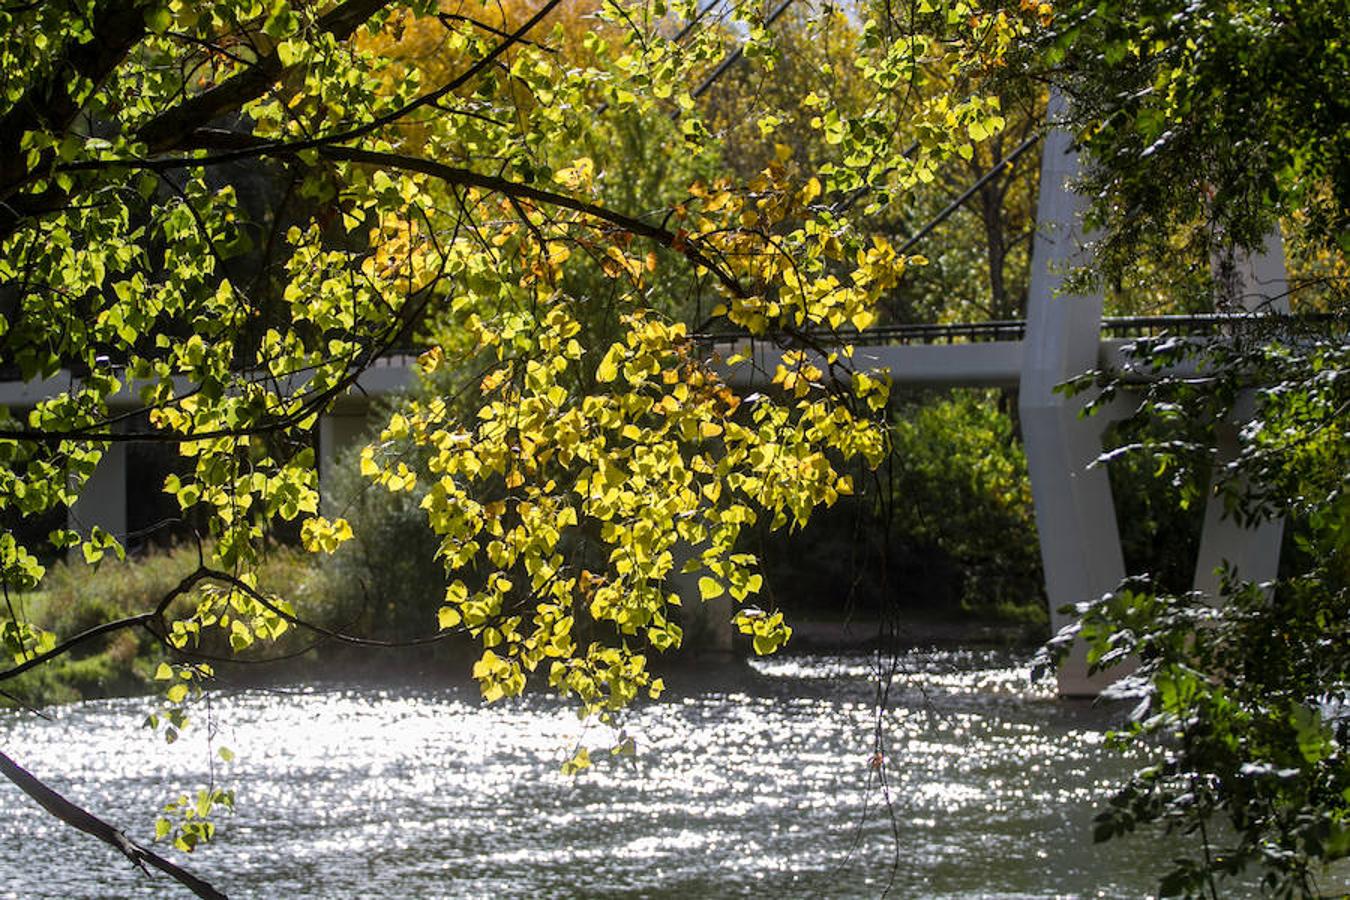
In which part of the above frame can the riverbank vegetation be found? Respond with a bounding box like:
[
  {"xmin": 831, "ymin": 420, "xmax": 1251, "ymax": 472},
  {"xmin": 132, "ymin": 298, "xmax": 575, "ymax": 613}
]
[
  {"xmin": 0, "ymin": 0, "xmax": 1345, "ymax": 895},
  {"xmin": 1033, "ymin": 1, "xmax": 1350, "ymax": 895}
]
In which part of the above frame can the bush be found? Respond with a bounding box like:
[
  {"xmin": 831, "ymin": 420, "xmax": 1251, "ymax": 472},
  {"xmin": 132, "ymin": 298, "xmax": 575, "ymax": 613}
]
[
  {"xmin": 4, "ymin": 542, "xmax": 326, "ymax": 706},
  {"xmin": 314, "ymin": 413, "xmax": 448, "ymax": 643},
  {"xmin": 888, "ymin": 389, "xmax": 1045, "ymax": 618}
]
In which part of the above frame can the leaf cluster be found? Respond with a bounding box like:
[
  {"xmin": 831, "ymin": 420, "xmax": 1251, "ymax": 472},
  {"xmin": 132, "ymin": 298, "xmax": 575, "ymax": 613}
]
[{"xmin": 1054, "ymin": 317, "xmax": 1350, "ymax": 896}]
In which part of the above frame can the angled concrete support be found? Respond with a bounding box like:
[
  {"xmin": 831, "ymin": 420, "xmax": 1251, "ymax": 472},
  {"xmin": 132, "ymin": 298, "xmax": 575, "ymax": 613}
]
[
  {"xmin": 68, "ymin": 435, "xmax": 128, "ymax": 542},
  {"xmin": 318, "ymin": 412, "xmax": 370, "ymax": 515},
  {"xmin": 1019, "ymin": 90, "xmax": 1127, "ymax": 696},
  {"xmin": 1019, "ymin": 93, "xmax": 1290, "ymax": 693},
  {"xmin": 1193, "ymin": 418, "xmax": 1284, "ymax": 598},
  {"xmin": 666, "ymin": 541, "xmax": 736, "ymax": 656},
  {"xmin": 1193, "ymin": 231, "xmax": 1289, "ymax": 597}
]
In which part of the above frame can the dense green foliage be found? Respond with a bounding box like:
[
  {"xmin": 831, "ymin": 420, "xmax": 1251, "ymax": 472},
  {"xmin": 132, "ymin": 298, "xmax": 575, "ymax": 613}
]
[
  {"xmin": 1061, "ymin": 325, "xmax": 1350, "ymax": 897},
  {"xmin": 888, "ymin": 390, "xmax": 1041, "ymax": 615},
  {"xmin": 1044, "ymin": 0, "xmax": 1350, "ymax": 304},
  {"xmin": 1034, "ymin": 2, "xmax": 1350, "ymax": 895}
]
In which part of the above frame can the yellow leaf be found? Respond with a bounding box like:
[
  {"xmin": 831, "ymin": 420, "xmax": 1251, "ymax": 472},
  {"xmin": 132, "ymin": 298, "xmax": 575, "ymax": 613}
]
[
  {"xmin": 596, "ymin": 345, "xmax": 622, "ymax": 383},
  {"xmin": 561, "ymin": 746, "xmax": 591, "ymax": 775},
  {"xmin": 798, "ymin": 177, "xmax": 821, "ymax": 206},
  {"xmin": 851, "ymin": 309, "xmax": 875, "ymax": 331},
  {"xmin": 417, "ymin": 346, "xmax": 443, "ymax": 374},
  {"xmin": 698, "ymin": 577, "xmax": 723, "ymax": 600},
  {"xmin": 438, "ymin": 606, "xmax": 462, "ymax": 630}
]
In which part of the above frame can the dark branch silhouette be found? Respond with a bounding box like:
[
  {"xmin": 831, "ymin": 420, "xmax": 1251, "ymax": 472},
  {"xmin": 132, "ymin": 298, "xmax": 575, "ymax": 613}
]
[
  {"xmin": 0, "ymin": 750, "xmax": 228, "ymax": 899},
  {"xmin": 0, "ymin": 567, "xmax": 209, "ymax": 683},
  {"xmin": 0, "ymin": 0, "xmax": 149, "ymax": 202},
  {"xmin": 136, "ymin": 0, "xmax": 392, "ymax": 152}
]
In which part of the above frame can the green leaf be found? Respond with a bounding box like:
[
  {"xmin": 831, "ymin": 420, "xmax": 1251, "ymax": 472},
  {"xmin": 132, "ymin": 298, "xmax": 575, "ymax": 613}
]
[{"xmin": 143, "ymin": 5, "xmax": 171, "ymax": 32}]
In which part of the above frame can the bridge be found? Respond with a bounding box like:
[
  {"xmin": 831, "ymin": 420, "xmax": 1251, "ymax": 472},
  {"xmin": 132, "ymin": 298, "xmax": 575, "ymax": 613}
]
[
  {"xmin": 0, "ymin": 92, "xmax": 1294, "ymax": 695},
  {"xmin": 707, "ymin": 312, "xmax": 1276, "ymax": 390}
]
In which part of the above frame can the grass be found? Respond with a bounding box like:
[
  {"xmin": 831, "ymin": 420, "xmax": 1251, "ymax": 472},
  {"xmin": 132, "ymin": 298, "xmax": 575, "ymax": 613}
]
[{"xmin": 2, "ymin": 542, "xmax": 327, "ymax": 708}]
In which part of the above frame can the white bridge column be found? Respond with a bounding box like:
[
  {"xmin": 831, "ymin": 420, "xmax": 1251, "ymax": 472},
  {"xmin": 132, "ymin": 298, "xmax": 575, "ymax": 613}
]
[
  {"xmin": 318, "ymin": 412, "xmax": 369, "ymax": 515},
  {"xmin": 1192, "ymin": 420, "xmax": 1284, "ymax": 598},
  {"xmin": 1019, "ymin": 92, "xmax": 1289, "ymax": 694},
  {"xmin": 1193, "ymin": 232, "xmax": 1289, "ymax": 597},
  {"xmin": 1019, "ymin": 90, "xmax": 1127, "ymax": 697},
  {"xmin": 68, "ymin": 436, "xmax": 128, "ymax": 542}
]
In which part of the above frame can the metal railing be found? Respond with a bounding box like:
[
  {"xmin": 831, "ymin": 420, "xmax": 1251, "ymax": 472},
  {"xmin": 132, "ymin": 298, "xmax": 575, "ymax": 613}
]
[
  {"xmin": 693, "ymin": 312, "xmax": 1341, "ymax": 347},
  {"xmin": 2, "ymin": 315, "xmax": 1340, "ymax": 387}
]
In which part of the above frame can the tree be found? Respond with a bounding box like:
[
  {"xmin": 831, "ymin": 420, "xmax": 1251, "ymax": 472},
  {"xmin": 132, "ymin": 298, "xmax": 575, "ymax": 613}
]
[
  {"xmin": 1034, "ymin": 1, "xmax": 1350, "ymax": 894},
  {"xmin": 0, "ymin": 0, "xmax": 1046, "ymax": 885},
  {"xmin": 1041, "ymin": 0, "xmax": 1349, "ymax": 308}
]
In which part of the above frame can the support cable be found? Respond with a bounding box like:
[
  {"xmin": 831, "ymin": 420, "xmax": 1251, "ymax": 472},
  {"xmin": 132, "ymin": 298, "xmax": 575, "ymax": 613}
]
[
  {"xmin": 897, "ymin": 132, "xmax": 1040, "ymax": 255},
  {"xmin": 687, "ymin": 0, "xmax": 798, "ymax": 102}
]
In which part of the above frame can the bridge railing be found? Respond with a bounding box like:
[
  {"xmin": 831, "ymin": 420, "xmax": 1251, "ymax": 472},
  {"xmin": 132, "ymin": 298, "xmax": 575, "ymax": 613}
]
[
  {"xmin": 1, "ymin": 315, "xmax": 1339, "ymax": 390},
  {"xmin": 692, "ymin": 312, "xmax": 1339, "ymax": 348}
]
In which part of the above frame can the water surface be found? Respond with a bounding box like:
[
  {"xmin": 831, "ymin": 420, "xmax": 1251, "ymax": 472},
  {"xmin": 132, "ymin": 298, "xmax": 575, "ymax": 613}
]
[{"xmin": 0, "ymin": 651, "xmax": 1177, "ymax": 898}]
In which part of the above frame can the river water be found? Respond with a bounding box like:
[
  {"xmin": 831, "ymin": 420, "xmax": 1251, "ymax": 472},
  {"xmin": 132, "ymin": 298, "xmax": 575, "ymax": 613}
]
[{"xmin": 0, "ymin": 650, "xmax": 1180, "ymax": 899}]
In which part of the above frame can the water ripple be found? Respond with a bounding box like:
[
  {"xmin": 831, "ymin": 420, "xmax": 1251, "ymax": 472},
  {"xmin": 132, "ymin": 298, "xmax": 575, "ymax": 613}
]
[{"xmin": 0, "ymin": 652, "xmax": 1183, "ymax": 898}]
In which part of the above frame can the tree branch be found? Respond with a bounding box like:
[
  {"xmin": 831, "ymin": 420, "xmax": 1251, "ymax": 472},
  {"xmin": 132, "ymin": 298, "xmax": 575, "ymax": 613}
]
[
  {"xmin": 93, "ymin": 0, "xmax": 563, "ymax": 171},
  {"xmin": 135, "ymin": 0, "xmax": 393, "ymax": 152},
  {"xmin": 0, "ymin": 0, "xmax": 151, "ymax": 201},
  {"xmin": 316, "ymin": 145, "xmax": 747, "ymax": 297},
  {"xmin": 0, "ymin": 567, "xmax": 210, "ymax": 683},
  {"xmin": 3, "ymin": 0, "xmax": 561, "ymax": 235},
  {"xmin": 56, "ymin": 133, "xmax": 747, "ymax": 296},
  {"xmin": 0, "ymin": 749, "xmax": 228, "ymax": 899}
]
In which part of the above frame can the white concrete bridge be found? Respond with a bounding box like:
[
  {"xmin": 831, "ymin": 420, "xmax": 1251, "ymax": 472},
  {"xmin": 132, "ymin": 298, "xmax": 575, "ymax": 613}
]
[{"xmin": 0, "ymin": 92, "xmax": 1296, "ymax": 694}]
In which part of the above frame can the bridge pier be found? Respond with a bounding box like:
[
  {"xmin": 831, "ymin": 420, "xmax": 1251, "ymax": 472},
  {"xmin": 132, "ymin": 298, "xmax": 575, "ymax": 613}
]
[
  {"xmin": 1192, "ymin": 415, "xmax": 1284, "ymax": 598},
  {"xmin": 1193, "ymin": 231, "xmax": 1290, "ymax": 597},
  {"xmin": 1022, "ymin": 92, "xmax": 1289, "ymax": 693},
  {"xmin": 1019, "ymin": 90, "xmax": 1128, "ymax": 696},
  {"xmin": 54, "ymin": 407, "xmax": 373, "ymax": 544},
  {"xmin": 318, "ymin": 411, "xmax": 370, "ymax": 515},
  {"xmin": 68, "ymin": 432, "xmax": 128, "ymax": 543}
]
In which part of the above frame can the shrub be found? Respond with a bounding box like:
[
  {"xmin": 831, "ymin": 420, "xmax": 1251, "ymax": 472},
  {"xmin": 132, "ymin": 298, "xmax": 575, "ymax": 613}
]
[
  {"xmin": 3, "ymin": 542, "xmax": 327, "ymax": 706},
  {"xmin": 889, "ymin": 389, "xmax": 1045, "ymax": 618}
]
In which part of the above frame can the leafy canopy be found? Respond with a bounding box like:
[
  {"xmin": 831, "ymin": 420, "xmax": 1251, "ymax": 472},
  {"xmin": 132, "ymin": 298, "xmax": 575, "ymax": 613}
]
[
  {"xmin": 0, "ymin": 0, "xmax": 1045, "ymax": 811},
  {"xmin": 1036, "ymin": 1, "xmax": 1350, "ymax": 893}
]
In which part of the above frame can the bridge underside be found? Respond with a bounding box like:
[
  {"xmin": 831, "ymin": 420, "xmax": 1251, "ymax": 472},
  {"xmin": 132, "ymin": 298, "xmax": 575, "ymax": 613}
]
[{"xmin": 12, "ymin": 333, "xmax": 1287, "ymax": 697}]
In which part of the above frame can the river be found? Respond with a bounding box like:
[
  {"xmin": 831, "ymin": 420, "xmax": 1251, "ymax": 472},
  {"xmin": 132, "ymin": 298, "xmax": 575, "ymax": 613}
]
[{"xmin": 0, "ymin": 650, "xmax": 1182, "ymax": 898}]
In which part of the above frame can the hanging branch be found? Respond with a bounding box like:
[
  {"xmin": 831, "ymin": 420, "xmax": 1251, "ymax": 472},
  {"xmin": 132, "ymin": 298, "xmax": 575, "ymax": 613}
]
[{"xmin": 0, "ymin": 750, "xmax": 228, "ymax": 899}]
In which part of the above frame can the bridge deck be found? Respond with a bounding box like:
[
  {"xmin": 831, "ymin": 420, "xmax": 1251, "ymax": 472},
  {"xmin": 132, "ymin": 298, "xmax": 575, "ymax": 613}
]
[{"xmin": 0, "ymin": 313, "xmax": 1328, "ymax": 407}]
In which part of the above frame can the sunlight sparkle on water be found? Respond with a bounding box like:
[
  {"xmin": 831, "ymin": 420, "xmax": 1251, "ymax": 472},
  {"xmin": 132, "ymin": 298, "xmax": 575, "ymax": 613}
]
[{"xmin": 0, "ymin": 652, "xmax": 1177, "ymax": 898}]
